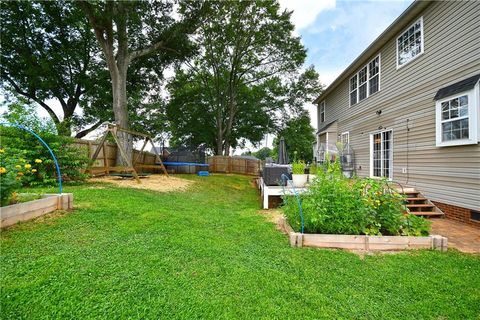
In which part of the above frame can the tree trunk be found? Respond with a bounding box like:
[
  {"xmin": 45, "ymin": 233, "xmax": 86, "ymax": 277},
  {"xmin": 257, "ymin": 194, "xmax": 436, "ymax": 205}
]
[{"xmin": 111, "ymin": 61, "xmax": 132, "ymax": 166}]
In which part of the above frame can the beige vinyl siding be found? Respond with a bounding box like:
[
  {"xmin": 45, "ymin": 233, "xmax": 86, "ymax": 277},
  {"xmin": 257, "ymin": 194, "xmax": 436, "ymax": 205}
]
[{"xmin": 317, "ymin": 1, "xmax": 480, "ymax": 210}]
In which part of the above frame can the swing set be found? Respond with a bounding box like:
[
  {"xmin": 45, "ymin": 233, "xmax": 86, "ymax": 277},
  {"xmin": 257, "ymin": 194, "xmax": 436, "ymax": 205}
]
[{"xmin": 86, "ymin": 124, "xmax": 168, "ymax": 183}]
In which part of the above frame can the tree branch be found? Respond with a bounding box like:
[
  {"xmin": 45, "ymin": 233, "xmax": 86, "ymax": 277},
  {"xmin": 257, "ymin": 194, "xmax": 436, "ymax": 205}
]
[
  {"xmin": 75, "ymin": 120, "xmax": 104, "ymax": 139},
  {"xmin": 3, "ymin": 73, "xmax": 61, "ymax": 124},
  {"xmin": 129, "ymin": 40, "xmax": 166, "ymax": 61}
]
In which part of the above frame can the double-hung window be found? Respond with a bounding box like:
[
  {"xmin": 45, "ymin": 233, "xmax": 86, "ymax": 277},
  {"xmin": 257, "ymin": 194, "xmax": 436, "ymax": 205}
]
[
  {"xmin": 435, "ymin": 79, "xmax": 479, "ymax": 147},
  {"xmin": 350, "ymin": 55, "xmax": 381, "ymax": 106},
  {"xmin": 397, "ymin": 17, "xmax": 424, "ymax": 68},
  {"xmin": 319, "ymin": 101, "xmax": 325, "ymax": 123}
]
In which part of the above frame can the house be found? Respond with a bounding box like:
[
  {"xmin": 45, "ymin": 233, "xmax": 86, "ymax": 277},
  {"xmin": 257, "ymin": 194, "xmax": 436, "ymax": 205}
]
[{"xmin": 312, "ymin": 0, "xmax": 480, "ymax": 226}]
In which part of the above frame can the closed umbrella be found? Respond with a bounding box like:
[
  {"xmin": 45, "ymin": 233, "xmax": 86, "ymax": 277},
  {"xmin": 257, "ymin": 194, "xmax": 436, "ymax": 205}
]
[{"xmin": 277, "ymin": 137, "xmax": 289, "ymax": 164}]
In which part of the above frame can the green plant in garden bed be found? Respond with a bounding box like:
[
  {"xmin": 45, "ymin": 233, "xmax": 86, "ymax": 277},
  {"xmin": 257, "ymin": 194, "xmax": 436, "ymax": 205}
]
[{"xmin": 283, "ymin": 159, "xmax": 431, "ymax": 236}]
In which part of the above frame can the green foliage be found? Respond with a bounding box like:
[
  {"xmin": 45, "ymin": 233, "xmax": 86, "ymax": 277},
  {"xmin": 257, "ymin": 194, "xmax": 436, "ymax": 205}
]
[
  {"xmin": 1, "ymin": 175, "xmax": 478, "ymax": 319},
  {"xmin": 0, "ymin": 1, "xmax": 110, "ymax": 137},
  {"xmin": 273, "ymin": 110, "xmax": 315, "ymax": 162},
  {"xmin": 166, "ymin": 1, "xmax": 322, "ymax": 154},
  {"xmin": 309, "ymin": 163, "xmax": 318, "ymax": 175},
  {"xmin": 0, "ymin": 148, "xmax": 22, "ymax": 206},
  {"xmin": 291, "ymin": 160, "xmax": 305, "ymax": 174},
  {"xmin": 253, "ymin": 147, "xmax": 272, "ymax": 160},
  {"xmin": 284, "ymin": 159, "xmax": 431, "ymax": 236},
  {"xmin": 1, "ymin": 106, "xmax": 89, "ymax": 186}
]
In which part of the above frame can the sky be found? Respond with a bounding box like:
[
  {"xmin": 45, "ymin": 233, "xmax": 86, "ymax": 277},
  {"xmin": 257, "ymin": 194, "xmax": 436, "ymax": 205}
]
[
  {"xmin": 275, "ymin": 0, "xmax": 413, "ymax": 142},
  {"xmin": 2, "ymin": 0, "xmax": 413, "ymax": 151}
]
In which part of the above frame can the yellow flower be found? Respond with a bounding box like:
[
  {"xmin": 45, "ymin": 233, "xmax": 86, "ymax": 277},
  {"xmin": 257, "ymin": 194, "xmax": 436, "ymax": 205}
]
[
  {"xmin": 0, "ymin": 149, "xmax": 4, "ymax": 153},
  {"xmin": 17, "ymin": 172, "xmax": 24, "ymax": 176},
  {"xmin": 15, "ymin": 165, "xmax": 21, "ymax": 169},
  {"xmin": 35, "ymin": 159, "xmax": 42, "ymax": 163},
  {"xmin": 32, "ymin": 169, "xmax": 37, "ymax": 173},
  {"xmin": 0, "ymin": 167, "xmax": 6, "ymax": 174},
  {"xmin": 24, "ymin": 164, "xmax": 32, "ymax": 169}
]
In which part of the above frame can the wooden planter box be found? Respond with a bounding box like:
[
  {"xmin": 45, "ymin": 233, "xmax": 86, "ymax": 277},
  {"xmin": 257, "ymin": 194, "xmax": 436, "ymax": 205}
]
[
  {"xmin": 280, "ymin": 216, "xmax": 448, "ymax": 252},
  {"xmin": 0, "ymin": 193, "xmax": 73, "ymax": 228}
]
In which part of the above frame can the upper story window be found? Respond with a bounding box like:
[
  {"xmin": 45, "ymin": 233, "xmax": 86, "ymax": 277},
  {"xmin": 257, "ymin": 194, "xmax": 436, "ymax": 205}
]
[
  {"xmin": 397, "ymin": 17, "xmax": 424, "ymax": 68},
  {"xmin": 319, "ymin": 101, "xmax": 325, "ymax": 123},
  {"xmin": 350, "ymin": 55, "xmax": 381, "ymax": 106},
  {"xmin": 435, "ymin": 77, "xmax": 479, "ymax": 147}
]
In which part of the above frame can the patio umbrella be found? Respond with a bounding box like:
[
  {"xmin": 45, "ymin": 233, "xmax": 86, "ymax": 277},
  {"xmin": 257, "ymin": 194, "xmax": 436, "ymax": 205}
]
[{"xmin": 277, "ymin": 137, "xmax": 289, "ymax": 164}]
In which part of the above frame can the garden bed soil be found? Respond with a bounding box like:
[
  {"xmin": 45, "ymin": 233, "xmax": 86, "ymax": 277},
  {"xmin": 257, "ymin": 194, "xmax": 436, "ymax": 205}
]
[{"xmin": 90, "ymin": 175, "xmax": 193, "ymax": 192}]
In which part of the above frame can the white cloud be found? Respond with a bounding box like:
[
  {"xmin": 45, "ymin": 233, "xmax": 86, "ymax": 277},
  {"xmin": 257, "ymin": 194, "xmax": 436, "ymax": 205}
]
[{"xmin": 278, "ymin": 0, "xmax": 336, "ymax": 31}]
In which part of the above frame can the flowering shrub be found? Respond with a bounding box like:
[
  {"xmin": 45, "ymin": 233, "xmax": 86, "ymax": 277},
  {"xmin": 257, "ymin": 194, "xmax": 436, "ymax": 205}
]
[
  {"xmin": 0, "ymin": 149, "xmax": 45, "ymax": 206},
  {"xmin": 283, "ymin": 159, "xmax": 431, "ymax": 236},
  {"xmin": 1, "ymin": 105, "xmax": 89, "ymax": 186}
]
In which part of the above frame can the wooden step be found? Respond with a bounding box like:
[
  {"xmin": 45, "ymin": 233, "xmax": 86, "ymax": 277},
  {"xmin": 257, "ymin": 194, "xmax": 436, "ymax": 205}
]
[
  {"xmin": 406, "ymin": 204, "xmax": 434, "ymax": 208},
  {"xmin": 406, "ymin": 197, "xmax": 427, "ymax": 201},
  {"xmin": 410, "ymin": 211, "xmax": 444, "ymax": 217}
]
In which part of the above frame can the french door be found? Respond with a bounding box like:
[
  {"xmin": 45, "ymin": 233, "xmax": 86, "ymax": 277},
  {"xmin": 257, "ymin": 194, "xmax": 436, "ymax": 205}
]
[{"xmin": 370, "ymin": 130, "xmax": 393, "ymax": 179}]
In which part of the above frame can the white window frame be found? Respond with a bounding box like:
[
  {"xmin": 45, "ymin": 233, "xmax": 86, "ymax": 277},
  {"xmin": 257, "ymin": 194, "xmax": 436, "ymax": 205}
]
[
  {"xmin": 435, "ymin": 82, "xmax": 480, "ymax": 147},
  {"xmin": 340, "ymin": 131, "xmax": 350, "ymax": 145},
  {"xmin": 319, "ymin": 101, "xmax": 325, "ymax": 123},
  {"xmin": 369, "ymin": 129, "xmax": 393, "ymax": 180},
  {"xmin": 349, "ymin": 54, "xmax": 381, "ymax": 106},
  {"xmin": 396, "ymin": 16, "xmax": 424, "ymax": 69}
]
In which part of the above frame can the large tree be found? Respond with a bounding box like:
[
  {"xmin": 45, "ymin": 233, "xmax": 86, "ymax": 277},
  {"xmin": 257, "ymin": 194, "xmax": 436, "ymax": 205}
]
[
  {"xmin": 273, "ymin": 110, "xmax": 315, "ymax": 162},
  {"xmin": 0, "ymin": 1, "xmax": 108, "ymax": 137},
  {"xmin": 166, "ymin": 0, "xmax": 322, "ymax": 155},
  {"xmin": 78, "ymin": 0, "xmax": 201, "ymax": 162}
]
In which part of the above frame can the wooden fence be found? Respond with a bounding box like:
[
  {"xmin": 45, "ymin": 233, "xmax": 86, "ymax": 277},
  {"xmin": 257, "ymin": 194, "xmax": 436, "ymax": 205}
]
[
  {"xmin": 207, "ymin": 156, "xmax": 261, "ymax": 176},
  {"xmin": 71, "ymin": 140, "xmax": 262, "ymax": 176},
  {"xmin": 72, "ymin": 139, "xmax": 160, "ymax": 175}
]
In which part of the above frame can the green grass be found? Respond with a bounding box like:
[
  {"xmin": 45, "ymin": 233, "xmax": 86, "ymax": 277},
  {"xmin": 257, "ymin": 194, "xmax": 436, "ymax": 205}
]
[{"xmin": 1, "ymin": 175, "xmax": 479, "ymax": 319}]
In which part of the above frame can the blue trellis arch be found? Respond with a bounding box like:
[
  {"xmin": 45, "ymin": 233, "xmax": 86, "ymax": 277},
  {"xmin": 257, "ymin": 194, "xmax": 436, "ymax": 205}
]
[{"xmin": 0, "ymin": 122, "xmax": 63, "ymax": 194}]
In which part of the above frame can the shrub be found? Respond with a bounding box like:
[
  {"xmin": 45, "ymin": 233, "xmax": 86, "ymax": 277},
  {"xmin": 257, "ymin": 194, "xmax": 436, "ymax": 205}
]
[
  {"xmin": 283, "ymin": 159, "xmax": 431, "ymax": 236},
  {"xmin": 0, "ymin": 104, "xmax": 89, "ymax": 187},
  {"xmin": 0, "ymin": 148, "xmax": 22, "ymax": 206}
]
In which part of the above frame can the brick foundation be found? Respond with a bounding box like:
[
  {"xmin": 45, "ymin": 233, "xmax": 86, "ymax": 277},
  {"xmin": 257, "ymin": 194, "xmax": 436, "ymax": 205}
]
[{"xmin": 432, "ymin": 201, "xmax": 480, "ymax": 228}]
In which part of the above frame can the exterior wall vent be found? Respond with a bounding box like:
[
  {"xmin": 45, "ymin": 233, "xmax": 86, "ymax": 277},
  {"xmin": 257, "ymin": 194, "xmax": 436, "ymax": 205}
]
[{"xmin": 471, "ymin": 210, "xmax": 480, "ymax": 222}]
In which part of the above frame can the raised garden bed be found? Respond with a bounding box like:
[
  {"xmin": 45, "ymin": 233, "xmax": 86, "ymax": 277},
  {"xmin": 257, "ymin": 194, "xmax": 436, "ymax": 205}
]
[
  {"xmin": 280, "ymin": 216, "xmax": 448, "ymax": 252},
  {"xmin": 0, "ymin": 193, "xmax": 73, "ymax": 228}
]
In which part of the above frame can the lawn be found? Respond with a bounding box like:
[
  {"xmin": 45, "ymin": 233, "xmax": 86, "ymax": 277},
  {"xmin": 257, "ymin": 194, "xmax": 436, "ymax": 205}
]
[{"xmin": 1, "ymin": 175, "xmax": 479, "ymax": 319}]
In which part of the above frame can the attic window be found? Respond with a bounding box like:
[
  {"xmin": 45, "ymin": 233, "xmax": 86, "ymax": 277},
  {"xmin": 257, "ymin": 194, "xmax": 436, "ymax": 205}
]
[{"xmin": 397, "ymin": 17, "xmax": 424, "ymax": 68}]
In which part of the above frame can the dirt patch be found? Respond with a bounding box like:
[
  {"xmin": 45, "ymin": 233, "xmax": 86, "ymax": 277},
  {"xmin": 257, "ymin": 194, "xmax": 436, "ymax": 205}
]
[
  {"xmin": 258, "ymin": 209, "xmax": 287, "ymax": 233},
  {"xmin": 89, "ymin": 175, "xmax": 193, "ymax": 193}
]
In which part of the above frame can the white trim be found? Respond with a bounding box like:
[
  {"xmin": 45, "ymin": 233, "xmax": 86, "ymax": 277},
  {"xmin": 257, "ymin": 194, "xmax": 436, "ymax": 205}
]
[
  {"xmin": 396, "ymin": 16, "xmax": 424, "ymax": 70},
  {"xmin": 435, "ymin": 82, "xmax": 479, "ymax": 147},
  {"xmin": 369, "ymin": 129, "xmax": 394, "ymax": 180}
]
